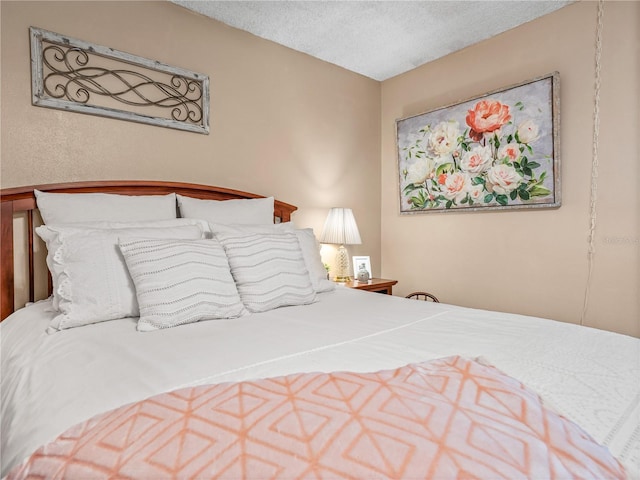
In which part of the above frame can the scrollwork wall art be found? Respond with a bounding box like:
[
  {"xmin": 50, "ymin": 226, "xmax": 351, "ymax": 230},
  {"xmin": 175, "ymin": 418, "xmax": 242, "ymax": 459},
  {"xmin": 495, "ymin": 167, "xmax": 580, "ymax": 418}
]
[{"xmin": 30, "ymin": 27, "xmax": 209, "ymax": 134}]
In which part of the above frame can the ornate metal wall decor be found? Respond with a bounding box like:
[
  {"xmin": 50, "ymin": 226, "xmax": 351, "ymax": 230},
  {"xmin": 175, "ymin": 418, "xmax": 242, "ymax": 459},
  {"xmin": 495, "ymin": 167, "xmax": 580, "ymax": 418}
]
[{"xmin": 30, "ymin": 27, "xmax": 210, "ymax": 134}]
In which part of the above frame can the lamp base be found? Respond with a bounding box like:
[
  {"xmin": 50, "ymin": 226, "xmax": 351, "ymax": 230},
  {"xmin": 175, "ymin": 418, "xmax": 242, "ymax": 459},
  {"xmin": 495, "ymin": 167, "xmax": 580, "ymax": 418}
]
[
  {"xmin": 333, "ymin": 245, "xmax": 352, "ymax": 282},
  {"xmin": 333, "ymin": 275, "xmax": 352, "ymax": 283}
]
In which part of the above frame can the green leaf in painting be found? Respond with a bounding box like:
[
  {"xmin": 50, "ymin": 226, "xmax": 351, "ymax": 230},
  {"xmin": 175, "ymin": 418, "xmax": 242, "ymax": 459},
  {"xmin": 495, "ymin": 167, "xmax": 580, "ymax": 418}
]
[
  {"xmin": 436, "ymin": 163, "xmax": 453, "ymax": 176},
  {"xmin": 484, "ymin": 194, "xmax": 494, "ymax": 203},
  {"xmin": 445, "ymin": 200, "xmax": 453, "ymax": 209},
  {"xmin": 495, "ymin": 195, "xmax": 508, "ymax": 206},
  {"xmin": 519, "ymin": 190, "xmax": 531, "ymax": 200},
  {"xmin": 410, "ymin": 190, "xmax": 431, "ymax": 209},
  {"xmin": 528, "ymin": 162, "xmax": 541, "ymax": 169},
  {"xmin": 403, "ymin": 183, "xmax": 420, "ymax": 194},
  {"xmin": 523, "ymin": 167, "xmax": 533, "ymax": 177},
  {"xmin": 510, "ymin": 190, "xmax": 518, "ymax": 201},
  {"xmin": 529, "ymin": 185, "xmax": 551, "ymax": 197}
]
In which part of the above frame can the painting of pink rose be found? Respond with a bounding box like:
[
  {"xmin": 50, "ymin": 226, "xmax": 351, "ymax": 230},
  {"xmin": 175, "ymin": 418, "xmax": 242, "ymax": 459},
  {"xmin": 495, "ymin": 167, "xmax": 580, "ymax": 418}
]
[
  {"xmin": 466, "ymin": 99, "xmax": 512, "ymax": 141},
  {"xmin": 397, "ymin": 73, "xmax": 560, "ymax": 213}
]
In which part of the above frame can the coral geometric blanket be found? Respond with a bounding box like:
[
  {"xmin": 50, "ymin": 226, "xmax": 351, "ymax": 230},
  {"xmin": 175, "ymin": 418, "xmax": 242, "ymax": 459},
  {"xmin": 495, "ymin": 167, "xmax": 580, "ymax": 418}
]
[{"xmin": 8, "ymin": 356, "xmax": 625, "ymax": 479}]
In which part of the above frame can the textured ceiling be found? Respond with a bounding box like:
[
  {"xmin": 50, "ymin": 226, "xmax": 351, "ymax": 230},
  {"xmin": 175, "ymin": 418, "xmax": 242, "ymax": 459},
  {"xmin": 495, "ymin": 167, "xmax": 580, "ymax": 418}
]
[{"xmin": 172, "ymin": 1, "xmax": 571, "ymax": 81}]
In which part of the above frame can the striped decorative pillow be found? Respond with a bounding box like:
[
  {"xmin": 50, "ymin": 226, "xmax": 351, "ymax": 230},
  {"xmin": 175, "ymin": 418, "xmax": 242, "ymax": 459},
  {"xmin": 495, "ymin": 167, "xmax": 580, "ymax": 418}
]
[
  {"xmin": 215, "ymin": 232, "xmax": 317, "ymax": 312},
  {"xmin": 119, "ymin": 238, "xmax": 247, "ymax": 331},
  {"xmin": 210, "ymin": 224, "xmax": 334, "ymax": 294}
]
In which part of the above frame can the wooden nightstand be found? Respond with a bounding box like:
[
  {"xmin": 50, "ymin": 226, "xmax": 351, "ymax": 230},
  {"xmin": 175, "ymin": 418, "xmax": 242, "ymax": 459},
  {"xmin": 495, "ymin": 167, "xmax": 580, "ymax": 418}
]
[{"xmin": 342, "ymin": 278, "xmax": 398, "ymax": 295}]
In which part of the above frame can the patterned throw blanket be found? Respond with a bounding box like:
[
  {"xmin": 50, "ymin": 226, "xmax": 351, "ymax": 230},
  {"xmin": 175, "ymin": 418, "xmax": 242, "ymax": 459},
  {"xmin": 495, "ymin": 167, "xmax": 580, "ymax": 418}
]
[{"xmin": 8, "ymin": 356, "xmax": 625, "ymax": 479}]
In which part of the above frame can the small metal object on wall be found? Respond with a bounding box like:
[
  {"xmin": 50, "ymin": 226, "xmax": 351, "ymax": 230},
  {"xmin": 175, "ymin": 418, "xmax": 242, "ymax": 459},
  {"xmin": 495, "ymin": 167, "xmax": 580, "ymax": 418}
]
[{"xmin": 30, "ymin": 27, "xmax": 210, "ymax": 134}]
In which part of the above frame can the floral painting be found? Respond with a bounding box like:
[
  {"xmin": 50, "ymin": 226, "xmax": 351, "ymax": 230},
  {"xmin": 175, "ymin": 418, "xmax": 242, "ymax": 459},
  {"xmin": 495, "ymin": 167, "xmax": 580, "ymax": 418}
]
[{"xmin": 396, "ymin": 73, "xmax": 560, "ymax": 213}]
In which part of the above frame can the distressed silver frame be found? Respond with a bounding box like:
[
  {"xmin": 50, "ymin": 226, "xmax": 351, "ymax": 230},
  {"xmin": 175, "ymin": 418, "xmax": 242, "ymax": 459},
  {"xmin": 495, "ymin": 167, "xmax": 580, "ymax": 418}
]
[{"xmin": 30, "ymin": 27, "xmax": 210, "ymax": 134}]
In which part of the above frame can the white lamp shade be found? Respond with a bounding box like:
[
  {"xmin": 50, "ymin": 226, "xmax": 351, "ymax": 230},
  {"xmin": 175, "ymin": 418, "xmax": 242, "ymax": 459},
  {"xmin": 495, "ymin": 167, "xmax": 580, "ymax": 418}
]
[{"xmin": 319, "ymin": 208, "xmax": 361, "ymax": 245}]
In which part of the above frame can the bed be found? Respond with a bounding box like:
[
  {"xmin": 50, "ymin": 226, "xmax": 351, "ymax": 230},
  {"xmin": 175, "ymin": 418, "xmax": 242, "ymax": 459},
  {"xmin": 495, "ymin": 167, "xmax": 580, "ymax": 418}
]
[{"xmin": 1, "ymin": 181, "xmax": 638, "ymax": 479}]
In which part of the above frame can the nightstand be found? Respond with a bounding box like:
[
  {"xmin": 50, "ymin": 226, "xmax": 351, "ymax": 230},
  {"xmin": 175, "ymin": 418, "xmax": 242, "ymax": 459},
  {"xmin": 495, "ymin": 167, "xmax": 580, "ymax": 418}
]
[{"xmin": 342, "ymin": 278, "xmax": 398, "ymax": 295}]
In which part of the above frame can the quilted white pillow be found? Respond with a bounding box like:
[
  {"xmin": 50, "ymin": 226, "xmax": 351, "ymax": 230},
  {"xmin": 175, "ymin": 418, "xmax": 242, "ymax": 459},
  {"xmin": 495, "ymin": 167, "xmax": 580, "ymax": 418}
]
[
  {"xmin": 211, "ymin": 224, "xmax": 334, "ymax": 294},
  {"xmin": 119, "ymin": 238, "xmax": 247, "ymax": 331},
  {"xmin": 35, "ymin": 190, "xmax": 177, "ymax": 224},
  {"xmin": 37, "ymin": 225, "xmax": 203, "ymax": 333},
  {"xmin": 36, "ymin": 219, "xmax": 208, "ymax": 311},
  {"xmin": 177, "ymin": 195, "xmax": 274, "ymax": 225},
  {"xmin": 216, "ymin": 232, "xmax": 317, "ymax": 312}
]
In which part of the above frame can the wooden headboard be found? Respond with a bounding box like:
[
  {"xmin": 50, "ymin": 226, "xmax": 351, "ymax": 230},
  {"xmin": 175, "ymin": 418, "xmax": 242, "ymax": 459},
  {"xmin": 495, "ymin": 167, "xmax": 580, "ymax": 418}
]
[{"xmin": 0, "ymin": 180, "xmax": 297, "ymax": 320}]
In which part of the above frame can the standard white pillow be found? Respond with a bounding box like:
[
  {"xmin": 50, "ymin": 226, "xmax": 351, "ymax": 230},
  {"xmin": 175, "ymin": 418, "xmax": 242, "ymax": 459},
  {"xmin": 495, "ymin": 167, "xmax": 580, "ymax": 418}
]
[
  {"xmin": 202, "ymin": 221, "xmax": 292, "ymax": 239},
  {"xmin": 293, "ymin": 228, "xmax": 335, "ymax": 293},
  {"xmin": 35, "ymin": 190, "xmax": 177, "ymax": 224},
  {"xmin": 119, "ymin": 238, "xmax": 247, "ymax": 331},
  {"xmin": 38, "ymin": 225, "xmax": 203, "ymax": 333},
  {"xmin": 208, "ymin": 222, "xmax": 294, "ymax": 234},
  {"xmin": 216, "ymin": 232, "xmax": 317, "ymax": 312},
  {"xmin": 211, "ymin": 224, "xmax": 334, "ymax": 293},
  {"xmin": 177, "ymin": 195, "xmax": 274, "ymax": 225},
  {"xmin": 36, "ymin": 219, "xmax": 208, "ymax": 310}
]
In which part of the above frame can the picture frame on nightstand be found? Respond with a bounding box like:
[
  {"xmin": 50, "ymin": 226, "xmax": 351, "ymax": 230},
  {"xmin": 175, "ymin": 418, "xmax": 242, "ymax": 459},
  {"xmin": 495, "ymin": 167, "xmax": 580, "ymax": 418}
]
[{"xmin": 352, "ymin": 256, "xmax": 372, "ymax": 279}]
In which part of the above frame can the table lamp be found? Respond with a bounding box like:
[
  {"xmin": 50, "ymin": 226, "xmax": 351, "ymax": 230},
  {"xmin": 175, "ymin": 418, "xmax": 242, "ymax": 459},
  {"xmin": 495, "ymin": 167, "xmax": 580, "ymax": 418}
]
[{"xmin": 319, "ymin": 207, "xmax": 361, "ymax": 282}]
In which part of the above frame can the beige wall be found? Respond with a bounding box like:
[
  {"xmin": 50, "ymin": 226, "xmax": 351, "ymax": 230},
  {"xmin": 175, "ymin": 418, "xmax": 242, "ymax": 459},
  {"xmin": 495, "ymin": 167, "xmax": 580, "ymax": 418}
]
[
  {"xmin": 381, "ymin": 1, "xmax": 639, "ymax": 337},
  {"xmin": 0, "ymin": 1, "xmax": 381, "ymax": 285}
]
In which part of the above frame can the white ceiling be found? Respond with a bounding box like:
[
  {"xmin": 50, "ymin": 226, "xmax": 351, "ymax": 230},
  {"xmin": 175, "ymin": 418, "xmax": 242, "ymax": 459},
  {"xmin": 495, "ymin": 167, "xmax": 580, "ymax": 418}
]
[{"xmin": 172, "ymin": 1, "xmax": 571, "ymax": 81}]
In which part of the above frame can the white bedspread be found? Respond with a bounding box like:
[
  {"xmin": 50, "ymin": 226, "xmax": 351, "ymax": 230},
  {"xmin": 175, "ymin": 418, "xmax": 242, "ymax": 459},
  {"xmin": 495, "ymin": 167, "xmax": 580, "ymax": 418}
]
[{"xmin": 1, "ymin": 287, "xmax": 639, "ymax": 477}]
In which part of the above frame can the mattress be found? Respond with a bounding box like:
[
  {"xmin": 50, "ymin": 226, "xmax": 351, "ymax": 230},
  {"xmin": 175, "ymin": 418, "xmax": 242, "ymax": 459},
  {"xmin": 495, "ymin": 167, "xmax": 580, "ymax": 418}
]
[{"xmin": 1, "ymin": 287, "xmax": 639, "ymax": 477}]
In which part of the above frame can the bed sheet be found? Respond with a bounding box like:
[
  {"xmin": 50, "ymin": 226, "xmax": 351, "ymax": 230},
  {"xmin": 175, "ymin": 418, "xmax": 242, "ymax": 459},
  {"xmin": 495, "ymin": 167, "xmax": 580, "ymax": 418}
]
[{"xmin": 1, "ymin": 287, "xmax": 639, "ymax": 477}]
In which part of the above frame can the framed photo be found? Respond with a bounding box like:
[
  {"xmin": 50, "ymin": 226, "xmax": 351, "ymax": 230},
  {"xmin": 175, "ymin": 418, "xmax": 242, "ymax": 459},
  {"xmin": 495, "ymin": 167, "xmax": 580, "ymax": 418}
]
[
  {"xmin": 352, "ymin": 256, "xmax": 372, "ymax": 279},
  {"xmin": 396, "ymin": 72, "xmax": 560, "ymax": 213}
]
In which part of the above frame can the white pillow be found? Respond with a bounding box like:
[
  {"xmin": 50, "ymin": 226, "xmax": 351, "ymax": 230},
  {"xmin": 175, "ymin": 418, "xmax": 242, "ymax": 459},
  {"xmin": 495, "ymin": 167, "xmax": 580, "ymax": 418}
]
[
  {"xmin": 119, "ymin": 238, "xmax": 247, "ymax": 332},
  {"xmin": 216, "ymin": 232, "xmax": 317, "ymax": 312},
  {"xmin": 211, "ymin": 224, "xmax": 334, "ymax": 293},
  {"xmin": 200, "ymin": 220, "xmax": 291, "ymax": 239},
  {"xmin": 177, "ymin": 195, "xmax": 274, "ymax": 225},
  {"xmin": 36, "ymin": 219, "xmax": 207, "ymax": 310},
  {"xmin": 37, "ymin": 225, "xmax": 203, "ymax": 333},
  {"xmin": 35, "ymin": 190, "xmax": 177, "ymax": 224},
  {"xmin": 208, "ymin": 222, "xmax": 294, "ymax": 234},
  {"xmin": 293, "ymin": 228, "xmax": 335, "ymax": 293}
]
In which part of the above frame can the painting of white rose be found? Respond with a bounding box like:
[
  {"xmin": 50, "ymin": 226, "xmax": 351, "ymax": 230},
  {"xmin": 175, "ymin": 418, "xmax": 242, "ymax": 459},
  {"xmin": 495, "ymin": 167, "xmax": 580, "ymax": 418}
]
[{"xmin": 397, "ymin": 72, "xmax": 560, "ymax": 213}]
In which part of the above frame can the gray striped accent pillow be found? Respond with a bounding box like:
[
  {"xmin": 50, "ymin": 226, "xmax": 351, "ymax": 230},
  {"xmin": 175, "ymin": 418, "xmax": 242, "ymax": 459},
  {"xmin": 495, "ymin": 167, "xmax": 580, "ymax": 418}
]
[
  {"xmin": 119, "ymin": 238, "xmax": 247, "ymax": 331},
  {"xmin": 215, "ymin": 232, "xmax": 317, "ymax": 312}
]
